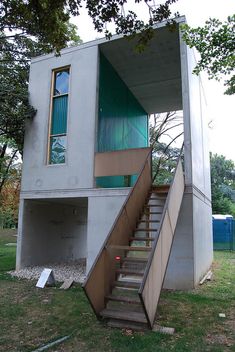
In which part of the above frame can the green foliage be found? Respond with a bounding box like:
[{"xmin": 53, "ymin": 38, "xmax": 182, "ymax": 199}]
[
  {"xmin": 86, "ymin": 0, "xmax": 179, "ymax": 49},
  {"xmin": 181, "ymin": 15, "xmax": 235, "ymax": 95},
  {"xmin": 0, "ymin": 0, "xmax": 178, "ymax": 54},
  {"xmin": 210, "ymin": 153, "xmax": 235, "ymax": 216},
  {"xmin": 152, "ymin": 143, "xmax": 180, "ymax": 184},
  {"xmin": 0, "ymin": 1, "xmax": 81, "ymax": 53},
  {"xmin": 0, "ymin": 1, "xmax": 82, "ymax": 207}
]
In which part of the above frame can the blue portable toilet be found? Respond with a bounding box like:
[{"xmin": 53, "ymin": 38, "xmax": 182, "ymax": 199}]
[{"xmin": 212, "ymin": 215, "xmax": 234, "ymax": 250}]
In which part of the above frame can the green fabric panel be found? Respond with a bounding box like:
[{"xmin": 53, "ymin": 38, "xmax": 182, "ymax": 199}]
[
  {"xmin": 96, "ymin": 174, "xmax": 138, "ymax": 188},
  {"xmin": 51, "ymin": 95, "xmax": 68, "ymax": 135},
  {"xmin": 98, "ymin": 53, "xmax": 148, "ymax": 152},
  {"xmin": 97, "ymin": 53, "xmax": 148, "ymax": 187}
]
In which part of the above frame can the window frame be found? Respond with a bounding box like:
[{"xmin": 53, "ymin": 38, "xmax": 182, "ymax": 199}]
[{"xmin": 47, "ymin": 65, "xmax": 70, "ymax": 165}]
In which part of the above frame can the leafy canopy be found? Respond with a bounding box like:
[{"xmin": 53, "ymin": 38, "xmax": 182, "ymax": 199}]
[
  {"xmin": 182, "ymin": 15, "xmax": 235, "ymax": 95},
  {"xmin": 0, "ymin": 1, "xmax": 82, "ymax": 200},
  {"xmin": 210, "ymin": 153, "xmax": 235, "ymax": 216}
]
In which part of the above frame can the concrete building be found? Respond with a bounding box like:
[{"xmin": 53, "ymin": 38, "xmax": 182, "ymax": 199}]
[{"xmin": 16, "ymin": 16, "xmax": 213, "ymax": 298}]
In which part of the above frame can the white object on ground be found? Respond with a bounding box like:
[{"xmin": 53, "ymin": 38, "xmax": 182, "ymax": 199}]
[
  {"xmin": 152, "ymin": 325, "xmax": 175, "ymax": 334},
  {"xmin": 31, "ymin": 335, "xmax": 70, "ymax": 352},
  {"xmin": 199, "ymin": 270, "xmax": 213, "ymax": 285},
  {"xmin": 36, "ymin": 269, "xmax": 55, "ymax": 288},
  {"xmin": 60, "ymin": 278, "xmax": 74, "ymax": 290},
  {"xmin": 219, "ymin": 313, "xmax": 226, "ymax": 318}
]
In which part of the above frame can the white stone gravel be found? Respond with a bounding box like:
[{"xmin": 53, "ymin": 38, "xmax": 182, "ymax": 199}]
[{"xmin": 8, "ymin": 259, "xmax": 86, "ymax": 284}]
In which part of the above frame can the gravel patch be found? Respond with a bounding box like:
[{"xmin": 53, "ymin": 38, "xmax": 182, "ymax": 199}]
[{"xmin": 9, "ymin": 259, "xmax": 86, "ymax": 284}]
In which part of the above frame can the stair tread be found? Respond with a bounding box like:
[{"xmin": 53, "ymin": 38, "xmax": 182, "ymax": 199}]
[
  {"xmin": 151, "ymin": 190, "xmax": 169, "ymax": 194},
  {"xmin": 116, "ymin": 268, "xmax": 144, "ymax": 275},
  {"xmin": 123, "ymin": 257, "xmax": 148, "ymax": 263},
  {"xmin": 113, "ymin": 280, "xmax": 141, "ymax": 289},
  {"xmin": 135, "ymin": 228, "xmax": 158, "ymax": 232},
  {"xmin": 130, "ymin": 237, "xmax": 154, "ymax": 241},
  {"xmin": 138, "ymin": 220, "xmax": 160, "ymax": 223},
  {"xmin": 109, "ymin": 245, "xmax": 151, "ymax": 251},
  {"xmin": 105, "ymin": 294, "xmax": 141, "ymax": 304},
  {"xmin": 100, "ymin": 308, "xmax": 147, "ymax": 323},
  {"xmin": 152, "ymin": 184, "xmax": 170, "ymax": 189},
  {"xmin": 143, "ymin": 211, "xmax": 162, "ymax": 214}
]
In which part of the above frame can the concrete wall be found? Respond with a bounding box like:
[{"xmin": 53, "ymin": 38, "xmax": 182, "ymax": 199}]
[
  {"xmin": 21, "ymin": 45, "xmax": 99, "ymax": 192},
  {"xmin": 164, "ymin": 36, "xmax": 213, "ymax": 289},
  {"xmin": 16, "ymin": 199, "xmax": 88, "ymax": 268},
  {"xmin": 87, "ymin": 193, "xmax": 127, "ymax": 272},
  {"xmin": 164, "ymin": 193, "xmax": 194, "ymax": 289}
]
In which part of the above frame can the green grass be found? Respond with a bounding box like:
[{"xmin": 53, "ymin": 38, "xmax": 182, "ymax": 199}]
[
  {"xmin": 0, "ymin": 230, "xmax": 234, "ymax": 352},
  {"xmin": 0, "ymin": 229, "xmax": 17, "ymax": 280}
]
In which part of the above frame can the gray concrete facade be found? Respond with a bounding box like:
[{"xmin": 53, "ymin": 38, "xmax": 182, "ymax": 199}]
[
  {"xmin": 163, "ymin": 36, "xmax": 213, "ymax": 289},
  {"xmin": 17, "ymin": 16, "xmax": 213, "ymax": 289}
]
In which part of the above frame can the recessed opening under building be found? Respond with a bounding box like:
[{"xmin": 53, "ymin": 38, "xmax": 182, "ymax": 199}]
[{"xmin": 20, "ymin": 198, "xmax": 88, "ymax": 268}]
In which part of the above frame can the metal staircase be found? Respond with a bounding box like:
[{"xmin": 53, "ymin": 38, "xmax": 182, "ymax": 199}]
[{"xmin": 83, "ymin": 151, "xmax": 184, "ymax": 330}]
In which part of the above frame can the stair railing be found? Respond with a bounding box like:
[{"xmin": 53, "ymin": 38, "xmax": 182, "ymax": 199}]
[
  {"xmin": 83, "ymin": 148, "xmax": 152, "ymax": 317},
  {"xmin": 139, "ymin": 148, "xmax": 185, "ymax": 328}
]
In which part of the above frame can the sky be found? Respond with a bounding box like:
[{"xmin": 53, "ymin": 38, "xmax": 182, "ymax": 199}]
[{"xmin": 71, "ymin": 0, "xmax": 235, "ymax": 162}]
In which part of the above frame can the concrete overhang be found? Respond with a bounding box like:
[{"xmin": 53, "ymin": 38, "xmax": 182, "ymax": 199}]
[
  {"xmin": 31, "ymin": 16, "xmax": 185, "ymax": 114},
  {"xmin": 99, "ymin": 20, "xmax": 185, "ymax": 114}
]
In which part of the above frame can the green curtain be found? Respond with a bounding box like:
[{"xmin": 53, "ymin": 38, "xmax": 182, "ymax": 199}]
[
  {"xmin": 51, "ymin": 95, "xmax": 68, "ymax": 135},
  {"xmin": 97, "ymin": 53, "xmax": 148, "ymax": 188}
]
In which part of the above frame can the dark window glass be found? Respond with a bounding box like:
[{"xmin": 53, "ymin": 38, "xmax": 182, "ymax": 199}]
[{"xmin": 54, "ymin": 69, "xmax": 69, "ymax": 95}]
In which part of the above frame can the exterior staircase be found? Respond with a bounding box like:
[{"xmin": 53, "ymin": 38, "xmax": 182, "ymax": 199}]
[
  {"xmin": 100, "ymin": 185, "xmax": 169, "ymax": 330},
  {"xmin": 83, "ymin": 150, "xmax": 184, "ymax": 330}
]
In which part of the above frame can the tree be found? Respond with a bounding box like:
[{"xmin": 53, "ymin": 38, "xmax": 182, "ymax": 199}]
[
  {"xmin": 210, "ymin": 153, "xmax": 235, "ymax": 216},
  {"xmin": 0, "ymin": 3, "xmax": 82, "ymax": 199},
  {"xmin": 150, "ymin": 111, "xmax": 183, "ymax": 184},
  {"xmin": 0, "ymin": 1, "xmax": 179, "ymax": 56},
  {"xmin": 181, "ymin": 15, "xmax": 235, "ymax": 95},
  {"xmin": 0, "ymin": 159, "xmax": 21, "ymax": 229},
  {"xmin": 0, "ymin": 1, "xmax": 81, "ymax": 54}
]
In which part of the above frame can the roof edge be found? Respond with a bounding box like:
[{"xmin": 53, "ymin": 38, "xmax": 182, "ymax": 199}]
[{"xmin": 31, "ymin": 15, "xmax": 186, "ymax": 64}]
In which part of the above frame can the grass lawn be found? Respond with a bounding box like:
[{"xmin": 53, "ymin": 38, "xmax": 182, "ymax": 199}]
[{"xmin": 0, "ymin": 229, "xmax": 234, "ymax": 352}]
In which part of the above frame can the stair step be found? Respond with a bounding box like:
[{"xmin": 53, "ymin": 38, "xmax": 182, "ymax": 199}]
[
  {"xmin": 105, "ymin": 295, "xmax": 141, "ymax": 304},
  {"xmin": 152, "ymin": 185, "xmax": 170, "ymax": 190},
  {"xmin": 144, "ymin": 204, "xmax": 164, "ymax": 208},
  {"xmin": 151, "ymin": 189, "xmax": 169, "ymax": 195},
  {"xmin": 109, "ymin": 245, "xmax": 151, "ymax": 251},
  {"xmin": 150, "ymin": 190, "xmax": 169, "ymax": 194},
  {"xmin": 113, "ymin": 280, "xmax": 141, "ymax": 289},
  {"xmin": 138, "ymin": 220, "xmax": 160, "ymax": 223},
  {"xmin": 116, "ymin": 268, "xmax": 144, "ymax": 276},
  {"xmin": 100, "ymin": 308, "xmax": 147, "ymax": 324},
  {"xmin": 108, "ymin": 319, "xmax": 148, "ymax": 331},
  {"xmin": 122, "ymin": 257, "xmax": 148, "ymax": 263},
  {"xmin": 135, "ymin": 228, "xmax": 158, "ymax": 232},
  {"xmin": 130, "ymin": 237, "xmax": 154, "ymax": 241},
  {"xmin": 143, "ymin": 211, "xmax": 162, "ymax": 215}
]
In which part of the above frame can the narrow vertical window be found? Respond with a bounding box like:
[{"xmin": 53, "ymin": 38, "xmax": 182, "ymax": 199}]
[{"xmin": 48, "ymin": 67, "xmax": 70, "ymax": 164}]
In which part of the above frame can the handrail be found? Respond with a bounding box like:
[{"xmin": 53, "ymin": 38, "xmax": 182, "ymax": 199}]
[
  {"xmin": 83, "ymin": 148, "xmax": 152, "ymax": 316},
  {"xmin": 139, "ymin": 148, "xmax": 185, "ymax": 328}
]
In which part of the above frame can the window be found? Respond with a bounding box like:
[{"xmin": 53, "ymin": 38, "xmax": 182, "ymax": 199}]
[{"xmin": 48, "ymin": 67, "xmax": 70, "ymax": 164}]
